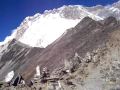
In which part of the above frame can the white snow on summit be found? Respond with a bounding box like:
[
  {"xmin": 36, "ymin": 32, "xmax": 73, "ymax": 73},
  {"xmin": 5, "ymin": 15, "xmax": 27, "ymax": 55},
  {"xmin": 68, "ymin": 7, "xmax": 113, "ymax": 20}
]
[
  {"xmin": 19, "ymin": 13, "xmax": 80, "ymax": 47},
  {"xmin": 19, "ymin": 5, "xmax": 105, "ymax": 47},
  {"xmin": 0, "ymin": 2, "xmax": 120, "ymax": 47},
  {"xmin": 0, "ymin": 30, "xmax": 17, "ymax": 46}
]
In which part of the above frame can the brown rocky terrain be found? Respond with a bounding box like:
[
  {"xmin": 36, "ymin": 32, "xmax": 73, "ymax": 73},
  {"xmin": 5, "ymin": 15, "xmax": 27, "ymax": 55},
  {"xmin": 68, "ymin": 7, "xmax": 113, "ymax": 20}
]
[{"xmin": 1, "ymin": 16, "xmax": 120, "ymax": 90}]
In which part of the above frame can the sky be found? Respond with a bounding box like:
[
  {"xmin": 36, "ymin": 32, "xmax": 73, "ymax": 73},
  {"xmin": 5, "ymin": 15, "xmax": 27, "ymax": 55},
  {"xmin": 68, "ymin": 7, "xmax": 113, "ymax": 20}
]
[{"xmin": 0, "ymin": 0, "xmax": 119, "ymax": 42}]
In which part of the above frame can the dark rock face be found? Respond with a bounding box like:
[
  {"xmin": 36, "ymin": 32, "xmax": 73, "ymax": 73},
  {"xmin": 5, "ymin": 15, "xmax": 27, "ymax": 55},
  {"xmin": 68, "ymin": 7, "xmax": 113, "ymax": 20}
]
[
  {"xmin": 0, "ymin": 39, "xmax": 44, "ymax": 82},
  {"xmin": 1, "ymin": 16, "xmax": 120, "ymax": 90}
]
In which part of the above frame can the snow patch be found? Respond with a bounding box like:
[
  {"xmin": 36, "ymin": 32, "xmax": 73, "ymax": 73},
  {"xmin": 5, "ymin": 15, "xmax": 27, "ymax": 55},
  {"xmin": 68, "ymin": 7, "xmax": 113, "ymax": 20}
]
[
  {"xmin": 78, "ymin": 6, "xmax": 104, "ymax": 20},
  {"xmin": 35, "ymin": 65, "xmax": 40, "ymax": 76},
  {"xmin": 5, "ymin": 71, "xmax": 14, "ymax": 82},
  {"xmin": 110, "ymin": 7, "xmax": 120, "ymax": 13}
]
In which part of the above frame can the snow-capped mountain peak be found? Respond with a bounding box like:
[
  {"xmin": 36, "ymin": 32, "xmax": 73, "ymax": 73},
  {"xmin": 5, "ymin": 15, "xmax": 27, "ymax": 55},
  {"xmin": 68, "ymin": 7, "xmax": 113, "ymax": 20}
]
[
  {"xmin": 19, "ymin": 12, "xmax": 80, "ymax": 47},
  {"xmin": 18, "ymin": 5, "xmax": 105, "ymax": 47},
  {"xmin": 0, "ymin": 1, "xmax": 120, "ymax": 47}
]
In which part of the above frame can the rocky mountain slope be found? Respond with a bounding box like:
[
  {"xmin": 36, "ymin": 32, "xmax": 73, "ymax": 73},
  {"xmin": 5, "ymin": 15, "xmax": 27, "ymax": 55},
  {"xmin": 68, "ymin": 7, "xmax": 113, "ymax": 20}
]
[
  {"xmin": 0, "ymin": 39, "xmax": 44, "ymax": 82},
  {"xmin": 0, "ymin": 16, "xmax": 120, "ymax": 90},
  {"xmin": 0, "ymin": 1, "xmax": 120, "ymax": 90}
]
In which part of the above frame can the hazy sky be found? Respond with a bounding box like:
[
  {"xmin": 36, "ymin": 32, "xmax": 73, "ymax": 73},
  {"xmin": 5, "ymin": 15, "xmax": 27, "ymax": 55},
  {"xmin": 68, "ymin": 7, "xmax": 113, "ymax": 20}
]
[{"xmin": 0, "ymin": 0, "xmax": 119, "ymax": 41}]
